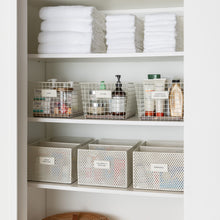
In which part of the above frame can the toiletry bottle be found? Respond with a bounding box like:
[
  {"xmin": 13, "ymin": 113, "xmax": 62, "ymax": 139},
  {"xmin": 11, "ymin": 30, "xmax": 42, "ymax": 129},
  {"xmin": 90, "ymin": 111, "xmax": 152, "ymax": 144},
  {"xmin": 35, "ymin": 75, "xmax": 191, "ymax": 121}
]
[
  {"xmin": 112, "ymin": 75, "xmax": 126, "ymax": 116},
  {"xmin": 169, "ymin": 80, "xmax": 184, "ymax": 117}
]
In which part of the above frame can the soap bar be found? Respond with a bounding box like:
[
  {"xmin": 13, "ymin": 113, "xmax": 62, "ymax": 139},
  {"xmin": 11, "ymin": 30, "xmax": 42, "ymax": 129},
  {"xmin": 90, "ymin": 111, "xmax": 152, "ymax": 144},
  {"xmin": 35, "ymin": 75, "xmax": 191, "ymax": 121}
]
[{"xmin": 43, "ymin": 212, "xmax": 109, "ymax": 220}]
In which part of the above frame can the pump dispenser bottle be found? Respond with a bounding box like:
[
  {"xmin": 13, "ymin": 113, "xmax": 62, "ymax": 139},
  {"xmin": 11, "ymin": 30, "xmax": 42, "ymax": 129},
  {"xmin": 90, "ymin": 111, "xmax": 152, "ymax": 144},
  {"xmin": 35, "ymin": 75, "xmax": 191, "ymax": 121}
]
[{"xmin": 112, "ymin": 75, "xmax": 126, "ymax": 116}]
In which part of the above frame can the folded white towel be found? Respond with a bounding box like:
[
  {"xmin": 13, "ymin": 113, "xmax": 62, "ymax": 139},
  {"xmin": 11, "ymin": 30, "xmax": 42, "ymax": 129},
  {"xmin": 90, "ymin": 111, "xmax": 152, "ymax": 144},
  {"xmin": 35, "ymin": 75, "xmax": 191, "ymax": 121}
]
[
  {"xmin": 39, "ymin": 6, "xmax": 105, "ymax": 20},
  {"xmin": 41, "ymin": 19, "xmax": 105, "ymax": 33},
  {"xmin": 106, "ymin": 27, "xmax": 136, "ymax": 33},
  {"xmin": 144, "ymin": 43, "xmax": 176, "ymax": 50},
  {"xmin": 145, "ymin": 25, "xmax": 176, "ymax": 32},
  {"xmin": 145, "ymin": 44, "xmax": 175, "ymax": 50},
  {"xmin": 106, "ymin": 32, "xmax": 143, "ymax": 40},
  {"xmin": 145, "ymin": 32, "xmax": 177, "ymax": 37},
  {"xmin": 144, "ymin": 35, "xmax": 176, "ymax": 42},
  {"xmin": 144, "ymin": 47, "xmax": 176, "ymax": 53},
  {"xmin": 106, "ymin": 14, "xmax": 135, "ymax": 22},
  {"xmin": 107, "ymin": 39, "xmax": 143, "ymax": 46},
  {"xmin": 106, "ymin": 17, "xmax": 143, "ymax": 29},
  {"xmin": 107, "ymin": 41, "xmax": 143, "ymax": 50},
  {"xmin": 38, "ymin": 32, "xmax": 105, "ymax": 44},
  {"xmin": 144, "ymin": 39, "xmax": 176, "ymax": 45},
  {"xmin": 145, "ymin": 13, "xmax": 176, "ymax": 23},
  {"xmin": 38, "ymin": 42, "xmax": 106, "ymax": 54},
  {"xmin": 107, "ymin": 48, "xmax": 142, "ymax": 53},
  {"xmin": 145, "ymin": 20, "xmax": 177, "ymax": 27}
]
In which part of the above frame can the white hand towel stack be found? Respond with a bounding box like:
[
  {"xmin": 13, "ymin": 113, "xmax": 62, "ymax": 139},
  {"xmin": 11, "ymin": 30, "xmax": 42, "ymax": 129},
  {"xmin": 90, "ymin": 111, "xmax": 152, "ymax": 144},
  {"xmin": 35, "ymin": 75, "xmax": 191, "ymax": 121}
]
[
  {"xmin": 38, "ymin": 6, "xmax": 106, "ymax": 54},
  {"xmin": 144, "ymin": 13, "xmax": 177, "ymax": 53},
  {"xmin": 106, "ymin": 15, "xmax": 144, "ymax": 53}
]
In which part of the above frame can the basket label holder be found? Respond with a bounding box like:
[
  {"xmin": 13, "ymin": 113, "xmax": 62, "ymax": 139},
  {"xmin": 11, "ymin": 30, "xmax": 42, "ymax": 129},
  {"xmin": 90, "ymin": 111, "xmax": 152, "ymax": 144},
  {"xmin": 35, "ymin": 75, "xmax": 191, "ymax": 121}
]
[
  {"xmin": 94, "ymin": 160, "xmax": 110, "ymax": 169},
  {"xmin": 39, "ymin": 157, "xmax": 55, "ymax": 165},
  {"xmin": 151, "ymin": 164, "xmax": 168, "ymax": 172}
]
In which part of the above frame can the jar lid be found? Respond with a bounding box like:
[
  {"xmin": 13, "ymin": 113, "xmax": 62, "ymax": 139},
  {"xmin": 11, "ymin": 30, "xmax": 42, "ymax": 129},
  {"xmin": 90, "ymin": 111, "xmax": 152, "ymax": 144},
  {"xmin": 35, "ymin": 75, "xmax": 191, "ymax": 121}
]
[
  {"xmin": 148, "ymin": 74, "xmax": 161, "ymax": 79},
  {"xmin": 172, "ymin": 79, "xmax": 180, "ymax": 83},
  {"xmin": 89, "ymin": 101, "xmax": 107, "ymax": 107}
]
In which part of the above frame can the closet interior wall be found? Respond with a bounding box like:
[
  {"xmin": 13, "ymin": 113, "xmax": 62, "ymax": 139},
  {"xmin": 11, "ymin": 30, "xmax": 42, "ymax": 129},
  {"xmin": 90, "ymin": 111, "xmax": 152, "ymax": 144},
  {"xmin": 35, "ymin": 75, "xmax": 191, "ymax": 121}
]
[{"xmin": 27, "ymin": 0, "xmax": 184, "ymax": 220}]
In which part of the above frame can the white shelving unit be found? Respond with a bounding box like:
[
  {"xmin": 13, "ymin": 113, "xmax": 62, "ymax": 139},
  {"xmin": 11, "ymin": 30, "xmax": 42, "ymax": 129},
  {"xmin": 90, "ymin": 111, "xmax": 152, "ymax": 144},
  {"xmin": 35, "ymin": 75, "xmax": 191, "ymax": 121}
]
[
  {"xmin": 28, "ymin": 52, "xmax": 184, "ymax": 62},
  {"xmin": 28, "ymin": 116, "xmax": 184, "ymax": 127},
  {"xmin": 29, "ymin": 181, "xmax": 183, "ymax": 199},
  {"xmin": 21, "ymin": 1, "xmax": 185, "ymax": 220}
]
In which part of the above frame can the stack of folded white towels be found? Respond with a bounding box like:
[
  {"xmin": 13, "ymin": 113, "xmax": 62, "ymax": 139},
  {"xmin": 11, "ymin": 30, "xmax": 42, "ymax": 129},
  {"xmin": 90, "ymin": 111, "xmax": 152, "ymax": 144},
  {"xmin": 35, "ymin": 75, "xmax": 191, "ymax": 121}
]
[
  {"xmin": 106, "ymin": 15, "xmax": 144, "ymax": 53},
  {"xmin": 144, "ymin": 13, "xmax": 177, "ymax": 53},
  {"xmin": 38, "ymin": 6, "xmax": 106, "ymax": 54}
]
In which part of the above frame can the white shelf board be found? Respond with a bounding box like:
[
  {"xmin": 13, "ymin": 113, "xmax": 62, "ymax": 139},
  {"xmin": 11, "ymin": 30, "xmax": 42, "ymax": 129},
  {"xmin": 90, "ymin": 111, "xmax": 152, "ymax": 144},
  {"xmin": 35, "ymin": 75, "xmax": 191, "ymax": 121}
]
[
  {"xmin": 28, "ymin": 181, "xmax": 183, "ymax": 199},
  {"xmin": 28, "ymin": 52, "xmax": 184, "ymax": 62},
  {"xmin": 28, "ymin": 116, "xmax": 184, "ymax": 127}
]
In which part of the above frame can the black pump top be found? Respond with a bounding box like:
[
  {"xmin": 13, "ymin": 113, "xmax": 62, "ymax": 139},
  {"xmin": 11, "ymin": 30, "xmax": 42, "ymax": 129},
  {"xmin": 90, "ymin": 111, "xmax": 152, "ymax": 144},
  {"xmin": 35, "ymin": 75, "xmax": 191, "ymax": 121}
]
[{"xmin": 115, "ymin": 75, "xmax": 122, "ymax": 87}]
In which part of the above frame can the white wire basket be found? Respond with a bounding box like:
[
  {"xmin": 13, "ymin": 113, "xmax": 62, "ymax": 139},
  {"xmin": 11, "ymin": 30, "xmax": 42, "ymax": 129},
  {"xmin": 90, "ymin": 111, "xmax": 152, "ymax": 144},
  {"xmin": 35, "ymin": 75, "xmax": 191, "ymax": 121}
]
[
  {"xmin": 133, "ymin": 140, "xmax": 184, "ymax": 191},
  {"xmin": 77, "ymin": 139, "xmax": 141, "ymax": 188},
  {"xmin": 28, "ymin": 136, "xmax": 93, "ymax": 184},
  {"xmin": 32, "ymin": 81, "xmax": 83, "ymax": 118},
  {"xmin": 80, "ymin": 82, "xmax": 136, "ymax": 120},
  {"xmin": 135, "ymin": 80, "xmax": 184, "ymax": 121}
]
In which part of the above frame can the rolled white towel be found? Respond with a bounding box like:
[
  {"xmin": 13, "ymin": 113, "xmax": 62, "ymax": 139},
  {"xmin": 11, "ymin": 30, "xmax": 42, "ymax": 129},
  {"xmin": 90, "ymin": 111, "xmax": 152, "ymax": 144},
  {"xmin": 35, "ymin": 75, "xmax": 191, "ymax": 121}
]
[
  {"xmin": 41, "ymin": 19, "xmax": 105, "ymax": 33},
  {"xmin": 38, "ymin": 42, "xmax": 106, "ymax": 54},
  {"xmin": 145, "ymin": 25, "xmax": 176, "ymax": 32},
  {"xmin": 38, "ymin": 31, "xmax": 105, "ymax": 44},
  {"xmin": 145, "ymin": 13, "xmax": 176, "ymax": 23},
  {"xmin": 39, "ymin": 6, "xmax": 105, "ymax": 20}
]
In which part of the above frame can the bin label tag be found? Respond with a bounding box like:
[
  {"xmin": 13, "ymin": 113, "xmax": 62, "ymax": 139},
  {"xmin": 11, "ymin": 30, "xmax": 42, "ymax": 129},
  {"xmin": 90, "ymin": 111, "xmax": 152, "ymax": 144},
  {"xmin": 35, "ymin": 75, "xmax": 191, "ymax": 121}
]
[
  {"xmin": 42, "ymin": 89, "xmax": 57, "ymax": 98},
  {"xmin": 94, "ymin": 160, "xmax": 110, "ymax": 169},
  {"xmin": 95, "ymin": 90, "xmax": 112, "ymax": 99},
  {"xmin": 152, "ymin": 91, "xmax": 169, "ymax": 99},
  {"xmin": 39, "ymin": 157, "xmax": 55, "ymax": 165},
  {"xmin": 151, "ymin": 164, "xmax": 168, "ymax": 172}
]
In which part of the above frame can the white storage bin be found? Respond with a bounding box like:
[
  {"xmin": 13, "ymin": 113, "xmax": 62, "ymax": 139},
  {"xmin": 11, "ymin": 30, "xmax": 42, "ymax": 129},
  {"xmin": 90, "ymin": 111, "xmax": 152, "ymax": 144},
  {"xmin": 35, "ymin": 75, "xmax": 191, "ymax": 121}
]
[
  {"xmin": 78, "ymin": 139, "xmax": 141, "ymax": 188},
  {"xmin": 28, "ymin": 137, "xmax": 93, "ymax": 184},
  {"xmin": 133, "ymin": 141, "xmax": 184, "ymax": 191}
]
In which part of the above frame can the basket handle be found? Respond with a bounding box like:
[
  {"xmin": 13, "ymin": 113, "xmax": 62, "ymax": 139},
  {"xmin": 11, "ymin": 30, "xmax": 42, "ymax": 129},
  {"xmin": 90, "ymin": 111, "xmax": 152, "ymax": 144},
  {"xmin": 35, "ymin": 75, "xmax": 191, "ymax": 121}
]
[{"xmin": 72, "ymin": 213, "xmax": 80, "ymax": 220}]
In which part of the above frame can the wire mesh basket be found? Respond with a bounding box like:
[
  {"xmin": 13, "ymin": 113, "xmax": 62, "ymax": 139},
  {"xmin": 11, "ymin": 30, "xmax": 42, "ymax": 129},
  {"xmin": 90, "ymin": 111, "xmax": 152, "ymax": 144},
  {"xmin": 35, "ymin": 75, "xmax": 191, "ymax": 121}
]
[
  {"xmin": 133, "ymin": 141, "xmax": 184, "ymax": 191},
  {"xmin": 80, "ymin": 82, "xmax": 136, "ymax": 120},
  {"xmin": 78, "ymin": 139, "xmax": 141, "ymax": 188},
  {"xmin": 28, "ymin": 136, "xmax": 93, "ymax": 184},
  {"xmin": 32, "ymin": 81, "xmax": 83, "ymax": 118},
  {"xmin": 135, "ymin": 80, "xmax": 184, "ymax": 121}
]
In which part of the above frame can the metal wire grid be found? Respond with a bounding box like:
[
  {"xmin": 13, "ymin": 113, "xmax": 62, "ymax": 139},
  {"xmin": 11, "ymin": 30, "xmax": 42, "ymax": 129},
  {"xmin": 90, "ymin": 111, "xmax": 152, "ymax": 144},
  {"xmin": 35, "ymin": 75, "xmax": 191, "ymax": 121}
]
[
  {"xmin": 135, "ymin": 81, "xmax": 184, "ymax": 121},
  {"xmin": 28, "ymin": 137, "xmax": 93, "ymax": 184},
  {"xmin": 80, "ymin": 82, "xmax": 136, "ymax": 120},
  {"xmin": 77, "ymin": 139, "xmax": 141, "ymax": 188},
  {"xmin": 32, "ymin": 81, "xmax": 83, "ymax": 118},
  {"xmin": 133, "ymin": 143, "xmax": 184, "ymax": 191}
]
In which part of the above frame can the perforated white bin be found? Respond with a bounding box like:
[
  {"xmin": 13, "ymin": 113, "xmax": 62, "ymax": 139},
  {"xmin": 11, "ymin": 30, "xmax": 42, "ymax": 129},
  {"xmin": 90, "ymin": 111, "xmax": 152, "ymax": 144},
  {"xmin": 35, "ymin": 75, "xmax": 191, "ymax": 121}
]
[
  {"xmin": 28, "ymin": 137, "xmax": 93, "ymax": 184},
  {"xmin": 133, "ymin": 141, "xmax": 184, "ymax": 191},
  {"xmin": 78, "ymin": 139, "xmax": 141, "ymax": 188}
]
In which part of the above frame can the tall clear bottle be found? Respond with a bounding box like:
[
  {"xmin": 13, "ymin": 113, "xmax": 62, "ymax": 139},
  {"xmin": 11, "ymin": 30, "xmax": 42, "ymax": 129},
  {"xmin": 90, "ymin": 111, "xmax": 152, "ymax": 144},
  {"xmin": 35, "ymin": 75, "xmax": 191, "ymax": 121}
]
[
  {"xmin": 112, "ymin": 75, "xmax": 126, "ymax": 116},
  {"xmin": 169, "ymin": 79, "xmax": 184, "ymax": 117}
]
